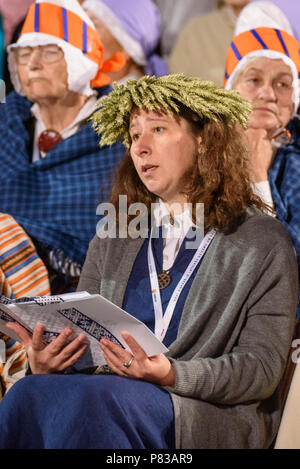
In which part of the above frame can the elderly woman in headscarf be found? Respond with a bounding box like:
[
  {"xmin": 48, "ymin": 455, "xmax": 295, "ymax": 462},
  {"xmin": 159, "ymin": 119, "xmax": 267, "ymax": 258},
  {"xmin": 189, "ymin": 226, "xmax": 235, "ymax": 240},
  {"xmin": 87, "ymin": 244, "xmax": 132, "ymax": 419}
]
[
  {"xmin": 82, "ymin": 0, "xmax": 168, "ymax": 85},
  {"xmin": 224, "ymin": 0, "xmax": 300, "ymax": 319},
  {"xmin": 0, "ymin": 0, "xmax": 126, "ymax": 293}
]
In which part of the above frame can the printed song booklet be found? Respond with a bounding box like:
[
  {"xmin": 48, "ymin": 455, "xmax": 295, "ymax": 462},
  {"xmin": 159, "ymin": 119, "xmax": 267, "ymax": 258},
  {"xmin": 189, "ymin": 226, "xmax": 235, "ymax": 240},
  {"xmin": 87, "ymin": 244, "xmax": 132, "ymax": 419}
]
[{"xmin": 0, "ymin": 292, "xmax": 168, "ymax": 369}]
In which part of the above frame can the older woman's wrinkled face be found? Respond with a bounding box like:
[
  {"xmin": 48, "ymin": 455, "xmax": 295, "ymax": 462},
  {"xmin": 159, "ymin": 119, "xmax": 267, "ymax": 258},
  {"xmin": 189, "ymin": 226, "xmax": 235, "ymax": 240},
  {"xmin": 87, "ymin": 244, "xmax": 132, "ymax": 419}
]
[
  {"xmin": 16, "ymin": 45, "xmax": 68, "ymax": 102},
  {"xmin": 129, "ymin": 109, "xmax": 201, "ymax": 206},
  {"xmin": 233, "ymin": 57, "xmax": 294, "ymax": 130}
]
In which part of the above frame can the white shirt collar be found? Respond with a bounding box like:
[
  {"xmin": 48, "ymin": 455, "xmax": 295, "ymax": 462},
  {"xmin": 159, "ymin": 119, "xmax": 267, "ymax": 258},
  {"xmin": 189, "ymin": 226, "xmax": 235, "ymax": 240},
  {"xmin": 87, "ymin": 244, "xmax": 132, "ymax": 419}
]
[
  {"xmin": 153, "ymin": 199, "xmax": 197, "ymax": 271},
  {"xmin": 153, "ymin": 198, "xmax": 195, "ymax": 230}
]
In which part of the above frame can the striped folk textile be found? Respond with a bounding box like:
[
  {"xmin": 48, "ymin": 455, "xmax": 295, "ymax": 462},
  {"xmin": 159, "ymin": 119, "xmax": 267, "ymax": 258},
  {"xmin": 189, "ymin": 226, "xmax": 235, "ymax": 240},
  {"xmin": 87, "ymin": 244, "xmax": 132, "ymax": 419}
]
[
  {"xmin": 0, "ymin": 213, "xmax": 50, "ymax": 298},
  {"xmin": 0, "ymin": 212, "xmax": 51, "ymax": 398}
]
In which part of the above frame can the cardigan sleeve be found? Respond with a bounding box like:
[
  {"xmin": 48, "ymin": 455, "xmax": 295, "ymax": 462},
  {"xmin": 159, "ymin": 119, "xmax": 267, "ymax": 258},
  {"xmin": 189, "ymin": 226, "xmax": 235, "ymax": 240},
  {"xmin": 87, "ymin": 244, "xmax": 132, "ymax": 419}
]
[
  {"xmin": 77, "ymin": 235, "xmax": 102, "ymax": 295},
  {"xmin": 165, "ymin": 238, "xmax": 298, "ymax": 405}
]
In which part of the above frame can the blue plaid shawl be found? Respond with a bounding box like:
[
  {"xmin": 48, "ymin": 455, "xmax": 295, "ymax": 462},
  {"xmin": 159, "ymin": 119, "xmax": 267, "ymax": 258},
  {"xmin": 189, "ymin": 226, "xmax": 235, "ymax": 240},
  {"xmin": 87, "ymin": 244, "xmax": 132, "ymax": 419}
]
[
  {"xmin": 269, "ymin": 117, "xmax": 300, "ymax": 319},
  {"xmin": 0, "ymin": 88, "xmax": 125, "ymax": 266}
]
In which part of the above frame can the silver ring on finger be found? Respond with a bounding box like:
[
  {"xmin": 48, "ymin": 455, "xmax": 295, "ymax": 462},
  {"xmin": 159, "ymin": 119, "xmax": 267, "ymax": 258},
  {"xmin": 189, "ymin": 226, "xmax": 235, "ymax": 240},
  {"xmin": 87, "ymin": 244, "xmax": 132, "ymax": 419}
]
[{"xmin": 123, "ymin": 355, "xmax": 134, "ymax": 369}]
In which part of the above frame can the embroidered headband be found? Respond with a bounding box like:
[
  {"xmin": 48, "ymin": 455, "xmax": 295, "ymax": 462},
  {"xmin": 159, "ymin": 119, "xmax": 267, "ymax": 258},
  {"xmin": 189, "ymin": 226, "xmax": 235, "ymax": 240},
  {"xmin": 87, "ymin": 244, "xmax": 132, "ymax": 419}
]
[
  {"xmin": 92, "ymin": 74, "xmax": 252, "ymax": 148},
  {"xmin": 225, "ymin": 27, "xmax": 300, "ymax": 86},
  {"xmin": 20, "ymin": 2, "xmax": 125, "ymax": 87}
]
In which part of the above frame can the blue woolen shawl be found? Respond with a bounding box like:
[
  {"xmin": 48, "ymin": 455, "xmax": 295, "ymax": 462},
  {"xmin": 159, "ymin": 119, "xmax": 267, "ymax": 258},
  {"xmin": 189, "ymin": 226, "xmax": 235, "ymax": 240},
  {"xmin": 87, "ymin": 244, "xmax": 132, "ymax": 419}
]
[{"xmin": 0, "ymin": 87, "xmax": 125, "ymax": 266}]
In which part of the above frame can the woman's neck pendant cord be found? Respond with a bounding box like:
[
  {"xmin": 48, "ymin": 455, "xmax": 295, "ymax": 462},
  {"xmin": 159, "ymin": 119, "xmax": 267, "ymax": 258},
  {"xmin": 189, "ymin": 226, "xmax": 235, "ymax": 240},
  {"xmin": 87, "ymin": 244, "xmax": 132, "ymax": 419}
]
[{"xmin": 148, "ymin": 228, "xmax": 216, "ymax": 341}]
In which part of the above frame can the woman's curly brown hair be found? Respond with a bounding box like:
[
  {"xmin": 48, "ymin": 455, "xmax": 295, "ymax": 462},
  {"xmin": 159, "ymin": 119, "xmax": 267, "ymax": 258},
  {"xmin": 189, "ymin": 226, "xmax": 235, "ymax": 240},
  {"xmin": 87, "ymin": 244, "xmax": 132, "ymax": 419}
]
[{"xmin": 108, "ymin": 106, "xmax": 270, "ymax": 233}]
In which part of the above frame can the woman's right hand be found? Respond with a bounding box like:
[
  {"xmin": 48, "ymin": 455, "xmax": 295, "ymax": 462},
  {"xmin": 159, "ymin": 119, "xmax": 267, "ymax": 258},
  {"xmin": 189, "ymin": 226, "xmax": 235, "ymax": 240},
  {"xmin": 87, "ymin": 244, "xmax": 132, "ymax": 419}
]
[
  {"xmin": 6, "ymin": 322, "xmax": 87, "ymax": 374},
  {"xmin": 244, "ymin": 128, "xmax": 274, "ymax": 183}
]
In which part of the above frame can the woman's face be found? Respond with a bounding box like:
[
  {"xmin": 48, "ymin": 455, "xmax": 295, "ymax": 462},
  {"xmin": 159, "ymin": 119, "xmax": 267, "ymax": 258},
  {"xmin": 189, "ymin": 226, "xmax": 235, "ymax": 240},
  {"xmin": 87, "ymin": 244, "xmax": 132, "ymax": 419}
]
[
  {"xmin": 233, "ymin": 57, "xmax": 294, "ymax": 130},
  {"xmin": 129, "ymin": 109, "xmax": 201, "ymax": 206},
  {"xmin": 16, "ymin": 45, "xmax": 68, "ymax": 102}
]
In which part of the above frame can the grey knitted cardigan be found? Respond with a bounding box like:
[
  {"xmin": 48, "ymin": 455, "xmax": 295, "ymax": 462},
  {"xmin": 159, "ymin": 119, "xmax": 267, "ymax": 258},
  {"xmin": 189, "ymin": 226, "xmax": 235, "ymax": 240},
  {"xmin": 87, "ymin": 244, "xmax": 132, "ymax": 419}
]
[{"xmin": 77, "ymin": 210, "xmax": 298, "ymax": 449}]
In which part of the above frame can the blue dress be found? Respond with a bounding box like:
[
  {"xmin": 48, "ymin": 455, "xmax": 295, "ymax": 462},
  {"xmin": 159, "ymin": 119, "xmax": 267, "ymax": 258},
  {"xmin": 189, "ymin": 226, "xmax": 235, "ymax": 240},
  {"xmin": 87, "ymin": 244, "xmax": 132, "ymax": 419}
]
[
  {"xmin": 269, "ymin": 117, "xmax": 300, "ymax": 319},
  {"xmin": 0, "ymin": 232, "xmax": 201, "ymax": 449}
]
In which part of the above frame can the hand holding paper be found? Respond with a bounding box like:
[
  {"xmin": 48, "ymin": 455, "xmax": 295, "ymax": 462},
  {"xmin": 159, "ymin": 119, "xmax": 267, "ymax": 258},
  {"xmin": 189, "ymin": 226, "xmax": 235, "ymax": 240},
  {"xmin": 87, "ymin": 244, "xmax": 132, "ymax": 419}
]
[
  {"xmin": 6, "ymin": 322, "xmax": 88, "ymax": 374},
  {"xmin": 0, "ymin": 292, "xmax": 168, "ymax": 370},
  {"xmin": 100, "ymin": 331, "xmax": 175, "ymax": 386}
]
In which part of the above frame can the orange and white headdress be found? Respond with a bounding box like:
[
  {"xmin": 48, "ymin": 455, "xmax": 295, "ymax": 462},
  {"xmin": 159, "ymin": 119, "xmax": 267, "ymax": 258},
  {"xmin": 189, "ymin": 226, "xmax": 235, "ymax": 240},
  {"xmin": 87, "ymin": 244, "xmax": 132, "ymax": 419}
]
[
  {"xmin": 7, "ymin": 0, "xmax": 126, "ymax": 96},
  {"xmin": 224, "ymin": 1, "xmax": 300, "ymax": 111}
]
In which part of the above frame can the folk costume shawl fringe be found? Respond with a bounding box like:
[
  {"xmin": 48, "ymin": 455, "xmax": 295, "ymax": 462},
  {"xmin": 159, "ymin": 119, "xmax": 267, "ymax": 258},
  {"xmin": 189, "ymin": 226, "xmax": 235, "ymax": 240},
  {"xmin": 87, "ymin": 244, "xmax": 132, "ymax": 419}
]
[{"xmin": 0, "ymin": 88, "xmax": 125, "ymax": 267}]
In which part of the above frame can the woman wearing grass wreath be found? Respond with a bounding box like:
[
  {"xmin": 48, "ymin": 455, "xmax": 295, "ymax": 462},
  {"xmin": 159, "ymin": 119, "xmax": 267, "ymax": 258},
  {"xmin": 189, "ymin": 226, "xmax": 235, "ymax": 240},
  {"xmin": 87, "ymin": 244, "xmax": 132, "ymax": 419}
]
[{"xmin": 0, "ymin": 74, "xmax": 298, "ymax": 449}]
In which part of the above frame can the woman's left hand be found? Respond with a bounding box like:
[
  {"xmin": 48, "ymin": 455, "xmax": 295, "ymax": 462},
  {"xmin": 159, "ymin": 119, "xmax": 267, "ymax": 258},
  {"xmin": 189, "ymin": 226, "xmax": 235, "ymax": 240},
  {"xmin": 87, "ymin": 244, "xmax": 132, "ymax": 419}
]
[{"xmin": 100, "ymin": 331, "xmax": 175, "ymax": 387}]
